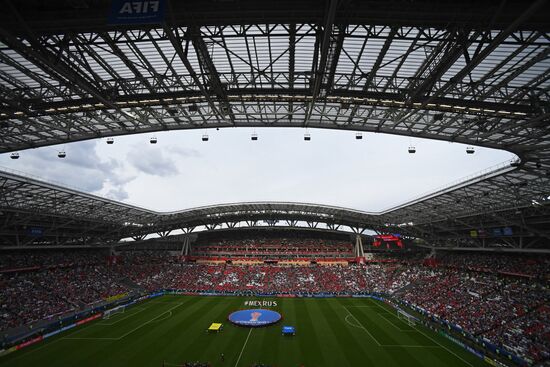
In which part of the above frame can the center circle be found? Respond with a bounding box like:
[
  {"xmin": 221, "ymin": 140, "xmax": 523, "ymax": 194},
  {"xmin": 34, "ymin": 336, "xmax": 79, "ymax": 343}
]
[{"xmin": 228, "ymin": 309, "xmax": 282, "ymax": 327}]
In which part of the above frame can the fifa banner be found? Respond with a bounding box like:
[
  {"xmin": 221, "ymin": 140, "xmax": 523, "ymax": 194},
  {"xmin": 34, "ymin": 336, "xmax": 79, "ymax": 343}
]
[
  {"xmin": 108, "ymin": 0, "xmax": 166, "ymax": 25},
  {"xmin": 104, "ymin": 292, "xmax": 128, "ymax": 303},
  {"xmin": 76, "ymin": 313, "xmax": 102, "ymax": 326},
  {"xmin": 479, "ymin": 340, "xmax": 528, "ymax": 366},
  {"xmin": 0, "ymin": 346, "xmax": 17, "ymax": 357},
  {"xmin": 369, "ymin": 295, "xmax": 385, "ymax": 302},
  {"xmin": 200, "ymin": 292, "xmax": 230, "ymax": 297},
  {"xmin": 15, "ymin": 336, "xmax": 43, "ymax": 351},
  {"xmin": 470, "ymin": 227, "xmax": 513, "ymax": 238},
  {"xmin": 43, "ymin": 323, "xmax": 76, "ymax": 339},
  {"xmin": 9, "ymin": 313, "xmax": 102, "ymax": 353},
  {"xmin": 439, "ymin": 331, "xmax": 484, "ymax": 360}
]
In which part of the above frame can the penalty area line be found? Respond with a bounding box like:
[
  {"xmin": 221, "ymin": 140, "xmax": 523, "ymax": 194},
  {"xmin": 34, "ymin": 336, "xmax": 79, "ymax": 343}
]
[
  {"xmin": 234, "ymin": 328, "xmax": 253, "ymax": 367},
  {"xmin": 98, "ymin": 306, "xmax": 150, "ymax": 326},
  {"xmin": 344, "ymin": 314, "xmax": 363, "ymax": 329},
  {"xmin": 343, "ymin": 306, "xmax": 382, "ymax": 346},
  {"xmin": 115, "ymin": 302, "xmax": 184, "ymax": 340},
  {"xmin": 379, "ymin": 314, "xmax": 415, "ymax": 332}
]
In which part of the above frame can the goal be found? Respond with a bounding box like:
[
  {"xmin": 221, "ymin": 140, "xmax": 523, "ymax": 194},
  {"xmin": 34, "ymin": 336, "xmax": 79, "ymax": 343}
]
[
  {"xmin": 103, "ymin": 305, "xmax": 126, "ymax": 319},
  {"xmin": 397, "ymin": 309, "xmax": 417, "ymax": 327}
]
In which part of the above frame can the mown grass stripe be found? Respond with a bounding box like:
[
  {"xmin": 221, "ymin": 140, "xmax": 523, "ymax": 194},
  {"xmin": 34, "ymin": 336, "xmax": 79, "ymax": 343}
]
[
  {"xmin": 198, "ymin": 297, "xmax": 248, "ymax": 363},
  {"xmin": 122, "ymin": 296, "xmax": 205, "ymax": 366},
  {"xmin": 293, "ymin": 298, "xmax": 326, "ymax": 367},
  {"xmin": 321, "ymin": 299, "xmax": 377, "ymax": 367},
  {"xmin": 0, "ymin": 295, "xmax": 489, "ymax": 367}
]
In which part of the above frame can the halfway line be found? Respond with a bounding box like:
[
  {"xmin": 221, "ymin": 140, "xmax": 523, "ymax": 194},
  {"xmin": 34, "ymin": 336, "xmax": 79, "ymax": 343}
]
[{"xmin": 234, "ymin": 328, "xmax": 253, "ymax": 367}]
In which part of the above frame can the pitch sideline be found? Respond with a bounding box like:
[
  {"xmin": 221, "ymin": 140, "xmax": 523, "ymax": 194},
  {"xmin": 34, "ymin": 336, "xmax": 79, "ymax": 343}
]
[{"xmin": 367, "ymin": 299, "xmax": 474, "ymax": 367}]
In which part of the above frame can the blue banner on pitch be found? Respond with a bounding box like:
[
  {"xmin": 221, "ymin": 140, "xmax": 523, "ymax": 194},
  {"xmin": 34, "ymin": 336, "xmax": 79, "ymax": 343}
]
[{"xmin": 228, "ymin": 309, "xmax": 281, "ymax": 327}]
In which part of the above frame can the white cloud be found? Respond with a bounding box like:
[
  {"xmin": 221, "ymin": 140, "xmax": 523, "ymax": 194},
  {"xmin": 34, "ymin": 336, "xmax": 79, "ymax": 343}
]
[
  {"xmin": 0, "ymin": 140, "xmax": 134, "ymax": 198},
  {"xmin": 104, "ymin": 186, "xmax": 130, "ymax": 201},
  {"xmin": 0, "ymin": 128, "xmax": 516, "ymax": 212},
  {"xmin": 126, "ymin": 143, "xmax": 181, "ymax": 177}
]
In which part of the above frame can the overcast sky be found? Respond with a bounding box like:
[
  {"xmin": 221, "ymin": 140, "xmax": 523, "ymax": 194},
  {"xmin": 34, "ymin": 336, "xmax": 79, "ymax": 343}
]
[{"xmin": 0, "ymin": 128, "xmax": 515, "ymax": 213}]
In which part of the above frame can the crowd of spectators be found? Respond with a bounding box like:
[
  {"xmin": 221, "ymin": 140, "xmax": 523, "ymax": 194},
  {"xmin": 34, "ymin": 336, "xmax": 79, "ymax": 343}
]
[
  {"xmin": 370, "ymin": 261, "xmax": 549, "ymax": 364},
  {"xmin": 485, "ymin": 304, "xmax": 549, "ymax": 363},
  {"xmin": 1, "ymin": 271, "xmax": 70, "ymax": 331},
  {"xmin": 0, "ymin": 250, "xmax": 104, "ymax": 271},
  {"xmin": 0, "ymin": 248, "xmax": 548, "ymax": 364},
  {"xmin": 434, "ymin": 252, "xmax": 549, "ymax": 279},
  {"xmin": 117, "ymin": 262, "xmax": 368, "ymax": 295},
  {"xmin": 0, "ymin": 254, "xmax": 131, "ymax": 332},
  {"xmin": 192, "ymin": 237, "xmax": 354, "ymax": 259}
]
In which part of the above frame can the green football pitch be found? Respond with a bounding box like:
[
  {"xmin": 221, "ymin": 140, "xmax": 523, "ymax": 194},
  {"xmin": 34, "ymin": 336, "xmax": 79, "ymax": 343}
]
[{"xmin": 0, "ymin": 295, "xmax": 487, "ymax": 367}]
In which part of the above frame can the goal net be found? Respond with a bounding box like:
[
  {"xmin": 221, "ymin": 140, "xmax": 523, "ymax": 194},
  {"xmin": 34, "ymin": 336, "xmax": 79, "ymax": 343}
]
[
  {"xmin": 397, "ymin": 309, "xmax": 416, "ymax": 327},
  {"xmin": 103, "ymin": 305, "xmax": 126, "ymax": 320}
]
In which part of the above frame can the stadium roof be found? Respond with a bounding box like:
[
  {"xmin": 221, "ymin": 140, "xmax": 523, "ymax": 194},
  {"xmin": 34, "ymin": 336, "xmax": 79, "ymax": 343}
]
[
  {"xmin": 0, "ymin": 162, "xmax": 548, "ymax": 249},
  {"xmin": 0, "ymin": 0, "xmax": 549, "ymax": 250}
]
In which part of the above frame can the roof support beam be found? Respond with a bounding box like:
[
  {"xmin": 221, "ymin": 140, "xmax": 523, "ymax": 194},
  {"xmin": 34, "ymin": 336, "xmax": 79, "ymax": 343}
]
[
  {"xmin": 347, "ymin": 26, "xmax": 397, "ymax": 124},
  {"xmin": 408, "ymin": 29, "xmax": 477, "ymax": 101},
  {"xmin": 0, "ymin": 7, "xmax": 140, "ymax": 129},
  {"xmin": 0, "ymin": 31, "xmax": 115, "ymax": 113},
  {"xmin": 427, "ymin": 0, "xmax": 547, "ymax": 101},
  {"xmin": 304, "ymin": 0, "xmax": 339, "ymax": 126},
  {"xmin": 100, "ymin": 32, "xmax": 156, "ymax": 94},
  {"xmin": 187, "ymin": 26, "xmax": 235, "ymax": 124},
  {"xmin": 164, "ymin": 26, "xmax": 226, "ymax": 123},
  {"xmin": 323, "ymin": 25, "xmax": 345, "ymax": 94},
  {"xmin": 288, "ymin": 23, "xmax": 296, "ymax": 122}
]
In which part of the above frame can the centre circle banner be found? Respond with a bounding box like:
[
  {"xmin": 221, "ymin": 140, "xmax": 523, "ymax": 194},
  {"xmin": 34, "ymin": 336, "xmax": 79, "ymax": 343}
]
[{"xmin": 228, "ymin": 309, "xmax": 282, "ymax": 327}]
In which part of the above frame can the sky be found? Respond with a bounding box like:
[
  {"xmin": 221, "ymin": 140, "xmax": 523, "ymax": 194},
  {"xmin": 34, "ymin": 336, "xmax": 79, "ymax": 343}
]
[{"xmin": 0, "ymin": 128, "xmax": 516, "ymax": 213}]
